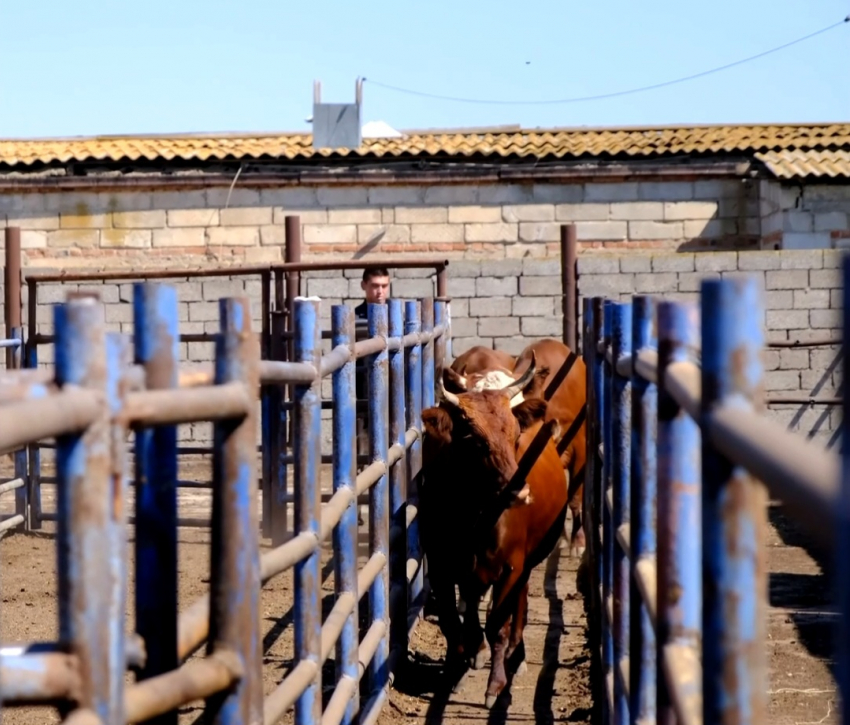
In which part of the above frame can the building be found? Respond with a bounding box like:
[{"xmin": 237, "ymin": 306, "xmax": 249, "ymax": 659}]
[{"xmin": 0, "ymin": 122, "xmax": 848, "ymax": 270}]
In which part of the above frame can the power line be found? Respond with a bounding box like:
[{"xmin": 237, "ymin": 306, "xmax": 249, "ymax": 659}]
[{"xmin": 362, "ymin": 16, "xmax": 849, "ymax": 106}]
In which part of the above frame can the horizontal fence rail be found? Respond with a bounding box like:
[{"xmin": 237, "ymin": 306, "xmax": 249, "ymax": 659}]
[
  {"xmin": 583, "ymin": 268, "xmax": 848, "ymax": 725},
  {"xmin": 0, "ymin": 282, "xmax": 445, "ymax": 725}
]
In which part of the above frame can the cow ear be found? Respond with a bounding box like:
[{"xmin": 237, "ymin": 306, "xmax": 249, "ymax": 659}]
[
  {"xmin": 443, "ymin": 367, "xmax": 466, "ymax": 394},
  {"xmin": 422, "ymin": 406, "xmax": 453, "ymax": 443},
  {"xmin": 525, "ymin": 365, "xmax": 550, "ymax": 397},
  {"xmin": 512, "ymin": 397, "xmax": 548, "ymax": 431}
]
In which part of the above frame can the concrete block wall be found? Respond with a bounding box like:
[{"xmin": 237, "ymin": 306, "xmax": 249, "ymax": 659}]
[
  {"xmin": 760, "ymin": 180, "xmax": 850, "ymax": 250},
  {"xmin": 578, "ymin": 249, "xmax": 843, "ymax": 448}
]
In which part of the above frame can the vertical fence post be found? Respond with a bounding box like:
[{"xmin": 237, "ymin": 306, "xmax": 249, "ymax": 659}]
[
  {"xmin": 292, "ymin": 297, "xmax": 323, "ymax": 725},
  {"xmin": 261, "ymin": 269, "xmax": 273, "ymax": 539},
  {"xmin": 588, "ymin": 297, "xmax": 605, "ymax": 629},
  {"xmin": 601, "ymin": 299, "xmax": 615, "ymax": 721},
  {"xmin": 421, "ymin": 299, "xmax": 435, "ymax": 410},
  {"xmin": 11, "ymin": 327, "xmax": 28, "ymax": 526},
  {"xmin": 560, "ymin": 223, "xmax": 578, "ymax": 350},
  {"xmin": 25, "ymin": 280, "xmax": 42, "ymax": 530},
  {"xmin": 656, "ymin": 299, "xmax": 702, "ymax": 725},
  {"xmin": 367, "ymin": 301, "xmax": 391, "ymax": 696},
  {"xmin": 434, "ymin": 299, "xmax": 446, "ymax": 393},
  {"xmin": 207, "ymin": 295, "xmax": 263, "ymax": 725},
  {"xmin": 133, "ymin": 282, "xmax": 179, "ymax": 721},
  {"xmin": 387, "ymin": 299, "xmax": 407, "ymax": 659},
  {"xmin": 54, "ymin": 293, "xmax": 124, "ymax": 723},
  {"xmin": 404, "ymin": 300, "xmax": 425, "ymax": 607},
  {"xmin": 331, "ymin": 303, "xmax": 360, "ymax": 725},
  {"xmin": 629, "ymin": 296, "xmax": 657, "ymax": 725},
  {"xmin": 270, "ymin": 311, "xmax": 290, "ymax": 545},
  {"xmin": 611, "ymin": 302, "xmax": 633, "ymax": 725},
  {"xmin": 839, "ymin": 255, "xmax": 850, "ymax": 725},
  {"xmin": 700, "ymin": 277, "xmax": 767, "ymax": 725},
  {"xmin": 4, "ymin": 226, "xmax": 22, "ymax": 370}
]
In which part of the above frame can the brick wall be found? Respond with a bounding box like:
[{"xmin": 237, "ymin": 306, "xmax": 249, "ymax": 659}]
[{"xmin": 578, "ymin": 249, "xmax": 843, "ymax": 448}]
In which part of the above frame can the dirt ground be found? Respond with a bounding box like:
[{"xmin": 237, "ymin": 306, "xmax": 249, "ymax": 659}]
[{"xmin": 0, "ymin": 455, "xmax": 838, "ymax": 725}]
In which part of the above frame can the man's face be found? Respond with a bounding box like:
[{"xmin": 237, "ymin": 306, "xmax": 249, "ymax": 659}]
[{"xmin": 361, "ymin": 274, "xmax": 390, "ymax": 304}]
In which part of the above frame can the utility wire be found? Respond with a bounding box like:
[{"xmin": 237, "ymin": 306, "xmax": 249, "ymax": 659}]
[{"xmin": 362, "ymin": 16, "xmax": 848, "ymax": 106}]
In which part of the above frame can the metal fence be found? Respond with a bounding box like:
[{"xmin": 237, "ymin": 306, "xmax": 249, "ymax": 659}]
[
  {"xmin": 0, "ymin": 281, "xmax": 446, "ymax": 725},
  {"xmin": 582, "ymin": 269, "xmax": 846, "ymax": 725}
]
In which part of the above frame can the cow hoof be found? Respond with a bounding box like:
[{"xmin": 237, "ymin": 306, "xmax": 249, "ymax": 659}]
[
  {"xmin": 485, "ymin": 694, "xmax": 498, "ymax": 709},
  {"xmin": 515, "ymin": 660, "xmax": 528, "ymax": 677},
  {"xmin": 570, "ymin": 545, "xmax": 586, "ymax": 559},
  {"xmin": 472, "ymin": 647, "xmax": 488, "ymax": 670}
]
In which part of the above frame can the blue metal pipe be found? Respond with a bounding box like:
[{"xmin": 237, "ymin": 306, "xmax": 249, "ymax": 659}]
[
  {"xmin": 656, "ymin": 299, "xmax": 702, "ymax": 725},
  {"xmin": 26, "ymin": 330, "xmax": 42, "ymax": 530},
  {"xmin": 331, "ymin": 304, "xmax": 360, "ymax": 725},
  {"xmin": 421, "ymin": 299, "xmax": 435, "ymax": 410},
  {"xmin": 434, "ymin": 300, "xmax": 447, "ymax": 398},
  {"xmin": 12, "ymin": 326, "xmax": 27, "ymax": 527},
  {"xmin": 840, "ymin": 254, "xmax": 850, "ymax": 725},
  {"xmin": 54, "ymin": 295, "xmax": 123, "ymax": 724},
  {"xmin": 387, "ymin": 299, "xmax": 407, "ymax": 656},
  {"xmin": 367, "ymin": 302, "xmax": 390, "ymax": 696},
  {"xmin": 700, "ymin": 276, "xmax": 767, "ymax": 725},
  {"xmin": 601, "ymin": 298, "xmax": 615, "ymax": 719},
  {"xmin": 404, "ymin": 300, "xmax": 425, "ymax": 605},
  {"xmin": 589, "ymin": 298, "xmax": 605, "ymax": 628},
  {"xmin": 132, "ymin": 283, "xmax": 179, "ymax": 720},
  {"xmin": 292, "ymin": 297, "xmax": 323, "ymax": 725},
  {"xmin": 611, "ymin": 301, "xmax": 633, "ymax": 725}
]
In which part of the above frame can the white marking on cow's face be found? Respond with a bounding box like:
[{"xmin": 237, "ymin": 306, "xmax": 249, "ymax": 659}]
[{"xmin": 467, "ymin": 369, "xmax": 525, "ymax": 406}]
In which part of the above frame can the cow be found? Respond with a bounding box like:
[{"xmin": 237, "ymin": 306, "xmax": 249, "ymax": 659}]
[
  {"xmin": 445, "ymin": 339, "xmax": 588, "ymax": 559},
  {"xmin": 419, "ymin": 355, "xmax": 569, "ymax": 708},
  {"xmin": 450, "ymin": 345, "xmax": 516, "ymax": 381}
]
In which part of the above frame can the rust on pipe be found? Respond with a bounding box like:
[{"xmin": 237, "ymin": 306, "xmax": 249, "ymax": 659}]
[
  {"xmin": 4, "ymin": 227, "xmax": 22, "ymax": 368},
  {"xmin": 560, "ymin": 223, "xmax": 578, "ymax": 351},
  {"xmin": 0, "ymin": 389, "xmax": 102, "ymax": 456},
  {"xmin": 124, "ymin": 650, "xmax": 243, "ymax": 724},
  {"xmin": 123, "ymin": 382, "xmax": 252, "ymax": 427}
]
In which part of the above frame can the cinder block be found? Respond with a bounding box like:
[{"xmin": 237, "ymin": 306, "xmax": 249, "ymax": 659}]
[
  {"xmin": 20, "ymin": 230, "xmax": 48, "ymax": 249},
  {"xmin": 584, "ymin": 183, "xmax": 639, "ymax": 202},
  {"xmin": 207, "ymin": 226, "xmax": 259, "ymax": 247},
  {"xmin": 174, "ymin": 281, "xmax": 204, "ymax": 302},
  {"xmin": 47, "ymin": 229, "xmax": 99, "ymax": 248},
  {"xmin": 152, "ymin": 228, "xmax": 205, "ymax": 248},
  {"xmin": 521, "ymin": 317, "xmax": 562, "ymax": 336},
  {"xmin": 782, "ymin": 232, "xmax": 831, "ymax": 250},
  {"xmin": 652, "ymin": 253, "xmax": 695, "ymax": 272},
  {"xmin": 502, "ymin": 204, "xmax": 554, "ymax": 222},
  {"xmin": 393, "ymin": 279, "xmax": 434, "ymax": 299},
  {"xmin": 783, "ymin": 211, "xmax": 814, "ymax": 233},
  {"xmin": 575, "ymin": 221, "xmax": 627, "ymax": 241},
  {"xmin": 494, "ymin": 337, "xmax": 532, "ymax": 355},
  {"xmin": 608, "ymin": 202, "xmax": 663, "ymax": 221},
  {"xmin": 478, "ymin": 317, "xmax": 520, "ymax": 337},
  {"xmin": 765, "ymin": 270, "xmax": 809, "ymax": 290},
  {"xmin": 685, "ymin": 219, "xmax": 737, "ymax": 239},
  {"xmin": 763, "ymin": 350, "xmax": 780, "ymax": 371},
  {"xmin": 470, "ymin": 297, "xmax": 512, "ymax": 317},
  {"xmin": 303, "ymin": 224, "xmax": 357, "ymax": 244},
  {"xmin": 765, "ymin": 290, "xmax": 794, "ymax": 309},
  {"xmin": 634, "ymin": 273, "xmax": 678, "ymax": 294},
  {"xmin": 778, "ymin": 250, "xmax": 824, "ymax": 270},
  {"xmin": 187, "ymin": 341, "xmax": 215, "ymax": 362},
  {"xmin": 306, "ymin": 278, "xmax": 349, "ymax": 298},
  {"xmin": 259, "ymin": 187, "xmax": 319, "ymax": 208},
  {"xmin": 814, "ymin": 211, "xmax": 849, "ymax": 232},
  {"xmin": 448, "ymin": 206, "xmax": 501, "ymax": 224},
  {"xmin": 662, "ymin": 201, "xmax": 718, "ymax": 220},
  {"xmin": 522, "ymin": 258, "xmax": 560, "ymax": 276},
  {"xmin": 316, "ymin": 188, "xmax": 368, "ymax": 206},
  {"xmin": 101, "ymin": 229, "xmax": 152, "ymax": 248},
  {"xmin": 577, "ymin": 274, "xmax": 636, "ymax": 297},
  {"xmin": 477, "ymin": 277, "xmax": 517, "ymax": 296},
  {"xmin": 452, "ymin": 336, "xmax": 495, "ymax": 356},
  {"xmin": 694, "ymin": 180, "xmax": 740, "ymax": 199},
  {"xmin": 328, "ymin": 208, "xmax": 383, "ymax": 224},
  {"xmin": 446, "ymin": 277, "xmax": 476, "ymax": 297},
  {"xmin": 59, "ymin": 213, "xmax": 109, "ymax": 229},
  {"xmin": 465, "ymin": 222, "xmax": 519, "ymax": 243},
  {"xmin": 359, "ymin": 225, "xmax": 411, "ymax": 244},
  {"xmin": 637, "ymin": 182, "xmax": 694, "ymax": 201},
  {"xmin": 578, "ymin": 255, "xmax": 619, "ymax": 274},
  {"xmin": 629, "ymin": 221, "xmax": 683, "ymax": 240},
  {"xmin": 809, "ymin": 269, "xmax": 842, "ymax": 289},
  {"xmin": 395, "ymin": 207, "xmax": 448, "ymax": 224},
  {"xmin": 518, "ymin": 222, "xmax": 560, "ymax": 242},
  {"xmin": 448, "ymin": 298, "xmax": 469, "ymax": 318},
  {"xmin": 449, "ymin": 261, "xmax": 482, "ymax": 277},
  {"xmin": 678, "ymin": 271, "xmax": 720, "ymax": 292},
  {"xmin": 202, "ymin": 280, "xmax": 245, "ymax": 301},
  {"xmin": 555, "ymin": 203, "xmax": 610, "ymax": 221},
  {"xmin": 778, "ymin": 349, "xmax": 810, "ymax": 370},
  {"xmin": 367, "ymin": 187, "xmax": 425, "ymax": 206},
  {"xmin": 272, "ymin": 208, "xmax": 328, "ymax": 225},
  {"xmin": 531, "ymin": 184, "xmax": 584, "ymax": 204},
  {"xmin": 695, "ymin": 252, "xmax": 738, "ymax": 272},
  {"xmin": 477, "ymin": 185, "xmax": 534, "ymax": 205},
  {"xmin": 167, "ymin": 209, "xmax": 219, "ymax": 227},
  {"xmin": 450, "ymin": 317, "xmax": 478, "ymax": 337},
  {"xmin": 513, "ymin": 296, "xmax": 555, "ymax": 317},
  {"xmin": 112, "ymin": 210, "xmax": 166, "ymax": 229},
  {"xmin": 105, "ymin": 304, "xmax": 133, "ymax": 324},
  {"xmin": 810, "ymin": 309, "xmax": 841, "ymax": 329},
  {"xmin": 423, "ymin": 186, "xmax": 479, "ymax": 205},
  {"xmin": 410, "ymin": 224, "xmax": 461, "ymax": 243},
  {"xmin": 793, "ymin": 289, "xmax": 830, "ymax": 309},
  {"xmin": 220, "ymin": 207, "xmax": 272, "ymax": 226},
  {"xmin": 823, "ymin": 251, "xmax": 844, "ymax": 268},
  {"xmin": 765, "ymin": 309, "xmax": 809, "ymax": 330},
  {"xmin": 519, "ymin": 276, "xmax": 562, "ymax": 296},
  {"xmin": 766, "ymin": 370, "xmax": 801, "ymax": 391},
  {"xmin": 484, "ymin": 260, "xmax": 523, "ymax": 277}
]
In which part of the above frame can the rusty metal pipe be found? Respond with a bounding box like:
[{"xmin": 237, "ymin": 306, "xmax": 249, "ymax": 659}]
[
  {"xmin": 0, "ymin": 389, "xmax": 101, "ymax": 456},
  {"xmin": 663, "ymin": 361, "xmax": 701, "ymax": 420},
  {"xmin": 4, "ymin": 227, "xmax": 22, "ymax": 369},
  {"xmin": 262, "ymin": 660, "xmax": 318, "ymax": 725},
  {"xmin": 319, "ymin": 344, "xmax": 352, "ymax": 378},
  {"xmin": 124, "ymin": 650, "xmax": 243, "ymax": 724},
  {"xmin": 259, "ymin": 360, "xmax": 318, "ymax": 385},
  {"xmin": 124, "ymin": 382, "xmax": 251, "ymax": 427},
  {"xmin": 560, "ymin": 224, "xmax": 578, "ymax": 350},
  {"xmin": 0, "ymin": 651, "xmax": 81, "ymax": 704},
  {"xmin": 0, "ymin": 477, "xmax": 24, "ymax": 495}
]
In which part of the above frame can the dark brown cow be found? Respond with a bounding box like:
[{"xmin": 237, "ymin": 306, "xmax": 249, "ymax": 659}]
[
  {"xmin": 445, "ymin": 339, "xmax": 588, "ymax": 557},
  {"xmin": 419, "ymin": 356, "xmax": 568, "ymax": 707}
]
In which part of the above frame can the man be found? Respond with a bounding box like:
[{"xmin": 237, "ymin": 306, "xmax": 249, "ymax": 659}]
[{"xmin": 353, "ymin": 267, "xmax": 391, "ymax": 525}]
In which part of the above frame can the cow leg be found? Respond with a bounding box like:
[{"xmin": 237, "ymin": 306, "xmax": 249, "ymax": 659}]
[
  {"xmin": 458, "ymin": 579, "xmax": 489, "ymax": 671},
  {"xmin": 505, "ymin": 579, "xmax": 530, "ymax": 677},
  {"xmin": 483, "ymin": 566, "xmax": 525, "ymax": 709}
]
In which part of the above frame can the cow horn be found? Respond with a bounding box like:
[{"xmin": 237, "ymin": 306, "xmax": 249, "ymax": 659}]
[
  {"xmin": 501, "ymin": 351, "xmax": 537, "ymax": 401},
  {"xmin": 438, "ymin": 378, "xmax": 461, "ymax": 407}
]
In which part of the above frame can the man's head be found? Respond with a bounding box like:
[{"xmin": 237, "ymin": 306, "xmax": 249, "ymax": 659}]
[{"xmin": 361, "ymin": 267, "xmax": 390, "ymax": 304}]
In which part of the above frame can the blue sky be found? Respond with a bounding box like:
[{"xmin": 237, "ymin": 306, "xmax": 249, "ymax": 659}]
[{"xmin": 1, "ymin": 0, "xmax": 848, "ymax": 139}]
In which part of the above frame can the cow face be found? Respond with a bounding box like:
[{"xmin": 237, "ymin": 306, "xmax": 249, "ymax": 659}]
[{"xmin": 421, "ymin": 360, "xmax": 548, "ymax": 497}]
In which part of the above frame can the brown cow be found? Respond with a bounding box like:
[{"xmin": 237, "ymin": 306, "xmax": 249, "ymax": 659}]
[
  {"xmin": 420, "ymin": 357, "xmax": 568, "ymax": 707},
  {"xmin": 450, "ymin": 345, "xmax": 516, "ymax": 379},
  {"xmin": 445, "ymin": 339, "xmax": 588, "ymax": 558}
]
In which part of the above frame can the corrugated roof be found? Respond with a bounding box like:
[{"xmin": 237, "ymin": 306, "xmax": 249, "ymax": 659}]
[
  {"xmin": 0, "ymin": 123, "xmax": 849, "ymax": 177},
  {"xmin": 755, "ymin": 148, "xmax": 850, "ymax": 179}
]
